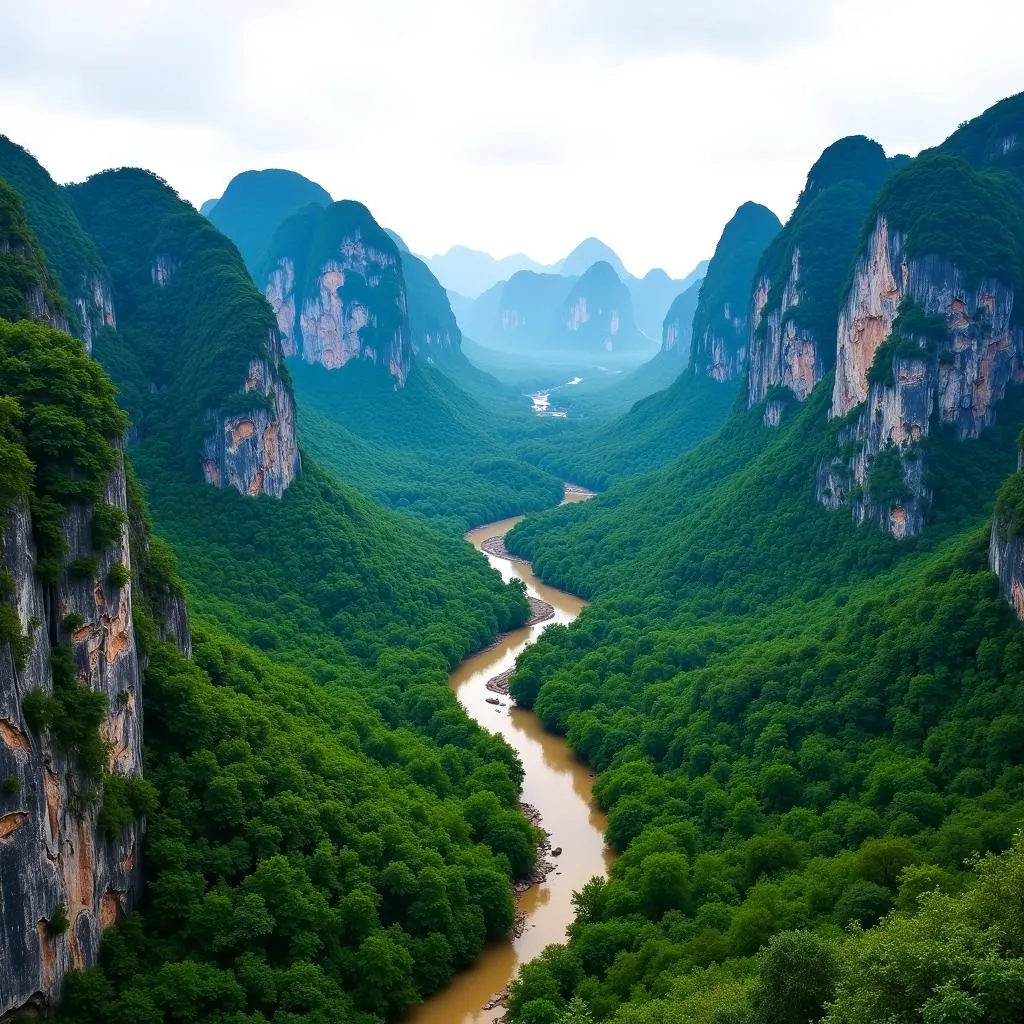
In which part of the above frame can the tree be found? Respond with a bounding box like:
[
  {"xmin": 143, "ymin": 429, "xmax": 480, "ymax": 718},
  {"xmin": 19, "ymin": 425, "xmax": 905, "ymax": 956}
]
[{"xmin": 751, "ymin": 930, "xmax": 838, "ymax": 1024}]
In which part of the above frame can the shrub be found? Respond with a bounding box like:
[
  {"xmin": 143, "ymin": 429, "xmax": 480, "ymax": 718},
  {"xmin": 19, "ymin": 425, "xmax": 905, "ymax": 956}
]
[
  {"xmin": 61, "ymin": 612, "xmax": 87, "ymax": 634},
  {"xmin": 46, "ymin": 903, "xmax": 69, "ymax": 938},
  {"xmin": 68, "ymin": 556, "xmax": 100, "ymax": 580},
  {"xmin": 107, "ymin": 564, "xmax": 130, "ymax": 588},
  {"xmin": 91, "ymin": 502, "xmax": 127, "ymax": 550}
]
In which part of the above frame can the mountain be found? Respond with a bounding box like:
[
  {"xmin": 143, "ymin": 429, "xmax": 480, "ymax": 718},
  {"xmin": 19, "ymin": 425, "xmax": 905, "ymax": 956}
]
[
  {"xmin": 555, "ymin": 259, "xmax": 650, "ymax": 355},
  {"xmin": 514, "ymin": 205, "xmax": 779, "ymax": 483},
  {"xmin": 818, "ymin": 107, "xmax": 1024, "ymax": 538},
  {"xmin": 0, "ymin": 135, "xmax": 115, "ymax": 350},
  {"xmin": 746, "ymin": 137, "xmax": 908, "ymax": 422},
  {"xmin": 497, "ymin": 92, "xmax": 1024, "ymax": 1024},
  {"xmin": 261, "ymin": 199, "xmax": 412, "ymax": 386},
  {"xmin": 69, "ymin": 168, "xmax": 301, "ymax": 497},
  {"xmin": 425, "ymin": 244, "xmax": 545, "ymax": 297},
  {"xmin": 689, "ymin": 200, "xmax": 783, "ymax": 380},
  {"xmin": 198, "ymin": 198, "xmax": 218, "ymax": 217},
  {"xmin": 207, "ymin": 168, "xmax": 332, "ymax": 273},
  {"xmin": 441, "ymin": 237, "xmax": 708, "ymax": 349},
  {"xmin": 0, "ymin": 182, "xmax": 167, "ymax": 1015},
  {"xmin": 556, "ymin": 236, "xmax": 628, "ymax": 279},
  {"xmin": 2, "ymin": 140, "xmax": 543, "ymax": 1020}
]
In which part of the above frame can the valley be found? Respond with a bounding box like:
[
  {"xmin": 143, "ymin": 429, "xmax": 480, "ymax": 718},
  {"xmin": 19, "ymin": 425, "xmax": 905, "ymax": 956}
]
[
  {"xmin": 3, "ymin": 37, "xmax": 1024, "ymax": 1024},
  {"xmin": 411, "ymin": 491, "xmax": 612, "ymax": 1024}
]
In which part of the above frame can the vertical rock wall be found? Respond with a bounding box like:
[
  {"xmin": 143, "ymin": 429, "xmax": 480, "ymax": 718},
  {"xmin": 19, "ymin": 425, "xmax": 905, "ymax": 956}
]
[
  {"xmin": 0, "ymin": 451, "xmax": 148, "ymax": 1017},
  {"xmin": 747, "ymin": 248, "xmax": 824, "ymax": 418},
  {"xmin": 201, "ymin": 340, "xmax": 301, "ymax": 498},
  {"xmin": 819, "ymin": 213, "xmax": 1023, "ymax": 538},
  {"xmin": 265, "ymin": 239, "xmax": 411, "ymax": 387}
]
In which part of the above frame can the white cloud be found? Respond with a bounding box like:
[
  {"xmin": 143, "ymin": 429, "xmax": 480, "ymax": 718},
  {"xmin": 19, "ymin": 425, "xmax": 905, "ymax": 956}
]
[{"xmin": 1, "ymin": 0, "xmax": 1022, "ymax": 277}]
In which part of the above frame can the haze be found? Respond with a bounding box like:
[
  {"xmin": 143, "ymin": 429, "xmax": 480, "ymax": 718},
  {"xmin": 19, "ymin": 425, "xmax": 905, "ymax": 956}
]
[{"xmin": 2, "ymin": 0, "xmax": 1022, "ymax": 277}]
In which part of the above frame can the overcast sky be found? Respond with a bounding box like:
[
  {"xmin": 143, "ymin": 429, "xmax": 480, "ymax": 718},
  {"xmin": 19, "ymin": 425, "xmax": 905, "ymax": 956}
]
[{"xmin": 2, "ymin": 1, "xmax": 1022, "ymax": 278}]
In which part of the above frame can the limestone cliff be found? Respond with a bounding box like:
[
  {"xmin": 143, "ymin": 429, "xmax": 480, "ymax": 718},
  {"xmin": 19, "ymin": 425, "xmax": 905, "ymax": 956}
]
[
  {"xmin": 66, "ymin": 167, "xmax": 301, "ymax": 500},
  {"xmin": 819, "ymin": 209, "xmax": 1024, "ymax": 538},
  {"xmin": 745, "ymin": 137, "xmax": 901, "ymax": 423},
  {"xmin": 747, "ymin": 248, "xmax": 823, "ymax": 413},
  {"xmin": 689, "ymin": 202, "xmax": 781, "ymax": 385},
  {"xmin": 263, "ymin": 201, "xmax": 412, "ymax": 386},
  {"xmin": 990, "ymin": 448, "xmax": 1024, "ymax": 622},
  {"xmin": 201, "ymin": 342, "xmax": 301, "ymax": 498},
  {"xmin": 0, "ymin": 137, "xmax": 116, "ymax": 356},
  {"xmin": 0, "ymin": 451, "xmax": 149, "ymax": 1017},
  {"xmin": 553, "ymin": 260, "xmax": 649, "ymax": 356}
]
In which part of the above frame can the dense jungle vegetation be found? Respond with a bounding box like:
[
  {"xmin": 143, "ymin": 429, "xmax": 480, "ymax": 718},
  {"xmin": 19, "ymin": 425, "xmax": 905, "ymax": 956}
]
[{"xmin": 0, "ymin": 150, "xmax": 549, "ymax": 1022}]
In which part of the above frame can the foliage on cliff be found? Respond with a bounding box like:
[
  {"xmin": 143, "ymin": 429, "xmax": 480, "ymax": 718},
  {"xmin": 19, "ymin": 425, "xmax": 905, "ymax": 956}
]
[
  {"xmin": 689, "ymin": 201, "xmax": 781, "ymax": 364},
  {"xmin": 871, "ymin": 152, "xmax": 1024, "ymax": 291},
  {"xmin": 0, "ymin": 179, "xmax": 65, "ymax": 324},
  {"xmin": 754, "ymin": 138, "xmax": 904, "ymax": 373},
  {"xmin": 0, "ymin": 135, "xmax": 110, "ymax": 331},
  {"xmin": 68, "ymin": 167, "xmax": 287, "ymax": 473},
  {"xmin": 503, "ymin": 368, "xmax": 1024, "ymax": 1022},
  {"xmin": 207, "ymin": 167, "xmax": 332, "ymax": 273},
  {"xmin": 0, "ymin": 318, "xmax": 127, "ymax": 580}
]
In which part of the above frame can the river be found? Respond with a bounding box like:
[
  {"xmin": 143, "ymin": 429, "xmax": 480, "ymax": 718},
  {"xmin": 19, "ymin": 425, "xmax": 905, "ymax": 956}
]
[{"xmin": 407, "ymin": 491, "xmax": 612, "ymax": 1024}]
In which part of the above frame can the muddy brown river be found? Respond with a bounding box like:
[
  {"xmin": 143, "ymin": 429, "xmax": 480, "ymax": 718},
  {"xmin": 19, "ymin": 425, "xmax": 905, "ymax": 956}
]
[{"xmin": 407, "ymin": 493, "xmax": 613, "ymax": 1023}]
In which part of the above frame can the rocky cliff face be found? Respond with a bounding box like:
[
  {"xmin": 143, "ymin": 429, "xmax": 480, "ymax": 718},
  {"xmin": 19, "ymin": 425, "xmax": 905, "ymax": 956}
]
[
  {"xmin": 263, "ymin": 202, "xmax": 412, "ymax": 387},
  {"xmin": 0, "ymin": 450, "xmax": 151, "ymax": 1017},
  {"xmin": 747, "ymin": 248, "xmax": 824, "ymax": 418},
  {"xmin": 990, "ymin": 450, "xmax": 1024, "ymax": 623},
  {"xmin": 554, "ymin": 261, "xmax": 647, "ymax": 355},
  {"xmin": 819, "ymin": 213, "xmax": 1024, "ymax": 537},
  {"xmin": 688, "ymin": 202, "xmax": 782, "ymax": 386},
  {"xmin": 202, "ymin": 340, "xmax": 301, "ymax": 498},
  {"xmin": 75, "ymin": 275, "xmax": 116, "ymax": 356},
  {"xmin": 742, "ymin": 138, "xmax": 898, "ymax": 424}
]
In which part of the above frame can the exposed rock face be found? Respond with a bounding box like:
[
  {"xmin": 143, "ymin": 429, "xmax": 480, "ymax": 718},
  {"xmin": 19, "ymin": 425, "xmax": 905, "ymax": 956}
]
[
  {"xmin": 0, "ymin": 451, "xmax": 149, "ymax": 1016},
  {"xmin": 991, "ymin": 453, "xmax": 1024, "ymax": 622},
  {"xmin": 747, "ymin": 248, "xmax": 824, "ymax": 409},
  {"xmin": 819, "ymin": 214, "xmax": 1024, "ymax": 538},
  {"xmin": 201, "ymin": 341, "xmax": 301, "ymax": 498},
  {"xmin": 692, "ymin": 303, "xmax": 748, "ymax": 381},
  {"xmin": 150, "ymin": 254, "xmax": 177, "ymax": 286},
  {"xmin": 688, "ymin": 202, "xmax": 782, "ymax": 383},
  {"xmin": 263, "ymin": 203, "xmax": 412, "ymax": 386},
  {"xmin": 75, "ymin": 274, "xmax": 116, "ymax": 356},
  {"xmin": 554, "ymin": 261, "xmax": 647, "ymax": 355}
]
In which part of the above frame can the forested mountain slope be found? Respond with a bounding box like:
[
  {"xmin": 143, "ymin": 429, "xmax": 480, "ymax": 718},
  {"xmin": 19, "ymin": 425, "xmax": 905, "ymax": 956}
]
[
  {"xmin": 1, "ymin": 144, "xmax": 552, "ymax": 1022},
  {"xmin": 516, "ymin": 201, "xmax": 782, "ymax": 488},
  {"xmin": 499, "ymin": 92, "xmax": 1024, "ymax": 1024},
  {"xmin": 253, "ymin": 196, "xmax": 561, "ymax": 528}
]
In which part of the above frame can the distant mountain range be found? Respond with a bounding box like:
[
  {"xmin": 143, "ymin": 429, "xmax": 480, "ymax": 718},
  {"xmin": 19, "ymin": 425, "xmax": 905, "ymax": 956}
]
[{"xmin": 431, "ymin": 238, "xmax": 707, "ymax": 349}]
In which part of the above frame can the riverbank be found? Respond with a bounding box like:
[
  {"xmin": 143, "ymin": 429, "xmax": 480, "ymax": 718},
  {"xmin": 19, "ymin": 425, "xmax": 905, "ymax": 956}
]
[{"xmin": 408, "ymin": 498, "xmax": 610, "ymax": 1024}]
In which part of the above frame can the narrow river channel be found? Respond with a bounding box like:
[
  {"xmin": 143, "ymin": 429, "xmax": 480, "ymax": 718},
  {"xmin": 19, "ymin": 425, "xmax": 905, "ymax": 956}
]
[{"xmin": 407, "ymin": 491, "xmax": 613, "ymax": 1024}]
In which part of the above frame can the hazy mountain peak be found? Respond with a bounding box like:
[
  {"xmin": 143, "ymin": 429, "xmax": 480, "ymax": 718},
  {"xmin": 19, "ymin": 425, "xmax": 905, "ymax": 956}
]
[{"xmin": 558, "ymin": 237, "xmax": 628, "ymax": 279}]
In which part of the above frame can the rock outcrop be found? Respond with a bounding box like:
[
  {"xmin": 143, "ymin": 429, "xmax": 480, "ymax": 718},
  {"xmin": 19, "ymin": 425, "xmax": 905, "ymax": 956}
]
[
  {"xmin": 745, "ymin": 137, "xmax": 900, "ymax": 422},
  {"xmin": 202, "ymin": 342, "xmax": 301, "ymax": 498},
  {"xmin": 990, "ymin": 449, "xmax": 1024, "ymax": 622},
  {"xmin": 263, "ymin": 201, "xmax": 412, "ymax": 386},
  {"xmin": 747, "ymin": 248, "xmax": 823, "ymax": 413},
  {"xmin": 689, "ymin": 202, "xmax": 782, "ymax": 385},
  {"xmin": 0, "ymin": 451, "xmax": 150, "ymax": 1017},
  {"xmin": 819, "ymin": 213, "xmax": 1024, "ymax": 537},
  {"xmin": 553, "ymin": 260, "xmax": 649, "ymax": 355},
  {"xmin": 75, "ymin": 275, "xmax": 116, "ymax": 356}
]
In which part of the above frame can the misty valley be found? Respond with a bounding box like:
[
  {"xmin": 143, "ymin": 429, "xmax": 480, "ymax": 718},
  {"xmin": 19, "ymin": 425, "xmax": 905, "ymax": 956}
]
[{"xmin": 4, "ymin": 47, "xmax": 1024, "ymax": 1024}]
